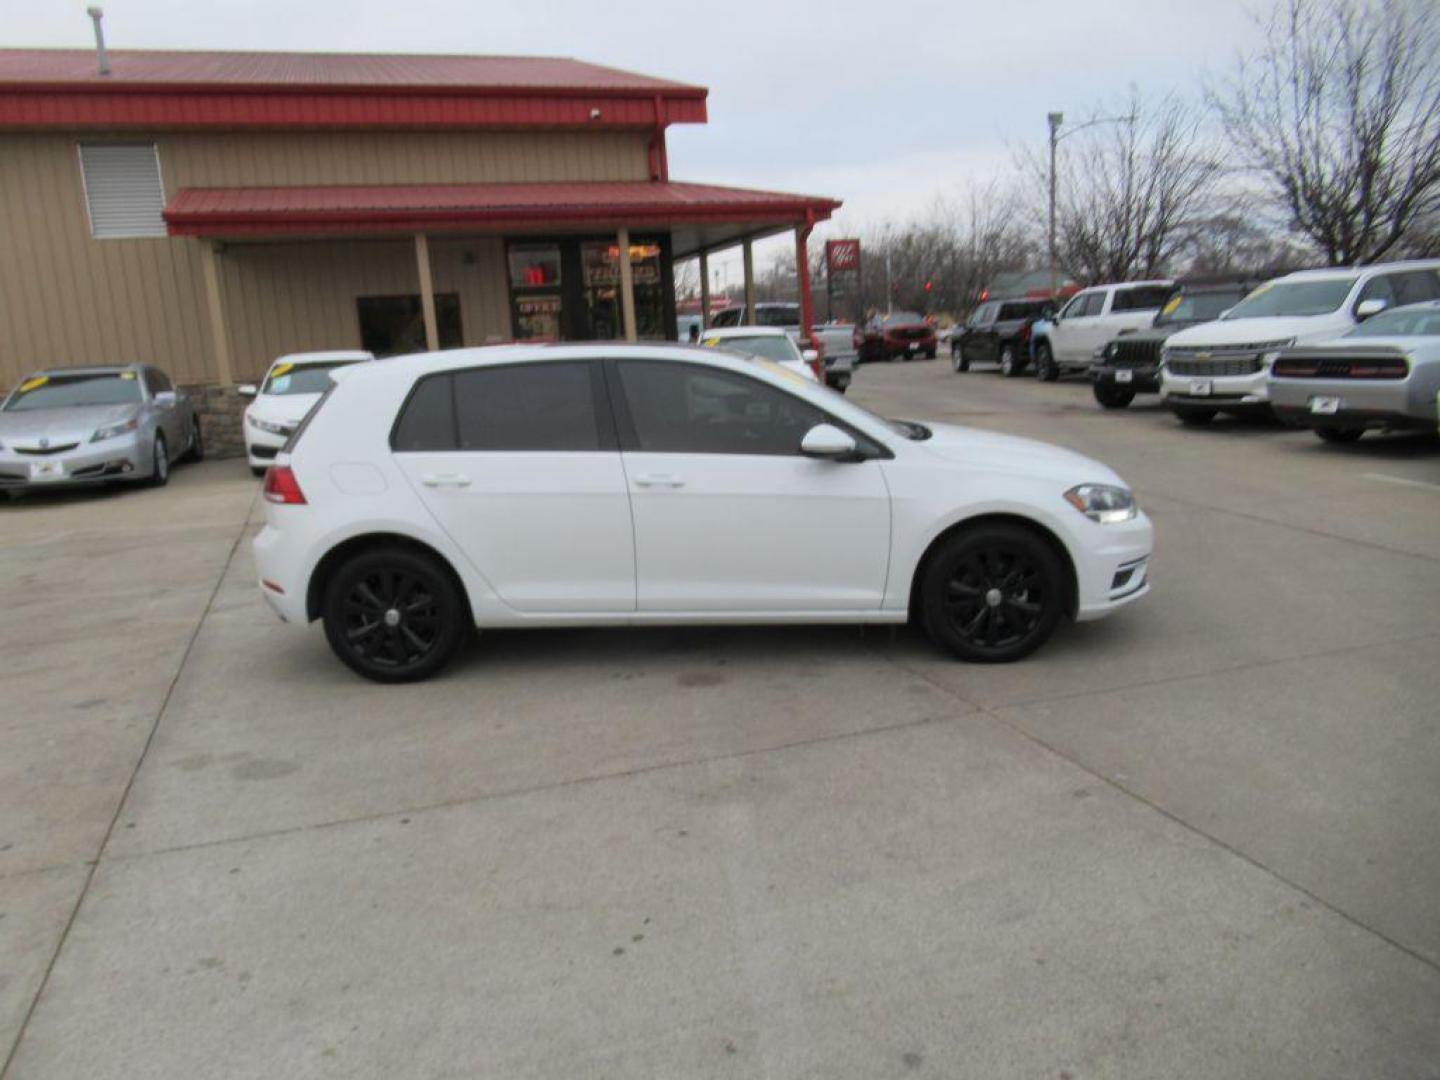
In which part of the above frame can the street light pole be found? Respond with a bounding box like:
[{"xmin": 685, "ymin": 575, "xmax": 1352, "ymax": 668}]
[
  {"xmin": 884, "ymin": 249, "xmax": 893, "ymax": 315},
  {"xmin": 1047, "ymin": 111, "xmax": 1062, "ymax": 301}
]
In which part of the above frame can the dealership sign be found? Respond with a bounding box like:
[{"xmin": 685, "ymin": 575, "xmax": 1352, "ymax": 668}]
[
  {"xmin": 826, "ymin": 239, "xmax": 860, "ymax": 273},
  {"xmin": 825, "ymin": 239, "xmax": 861, "ymax": 321}
]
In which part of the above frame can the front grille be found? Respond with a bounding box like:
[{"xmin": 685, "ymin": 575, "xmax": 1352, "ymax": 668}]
[
  {"xmin": 889, "ymin": 327, "xmax": 931, "ymax": 341},
  {"xmin": 1167, "ymin": 356, "xmax": 1262, "ymax": 377},
  {"xmin": 1272, "ymin": 355, "xmax": 1408, "ymax": 380},
  {"xmin": 13, "ymin": 442, "xmax": 80, "ymax": 456},
  {"xmin": 1112, "ymin": 339, "xmax": 1160, "ymax": 367}
]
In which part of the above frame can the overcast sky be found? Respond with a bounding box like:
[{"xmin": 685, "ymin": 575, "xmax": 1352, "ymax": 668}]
[{"xmin": 3, "ymin": 0, "xmax": 1269, "ymax": 277}]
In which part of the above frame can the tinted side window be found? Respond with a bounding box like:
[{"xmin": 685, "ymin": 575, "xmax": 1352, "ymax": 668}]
[
  {"xmin": 615, "ymin": 361, "xmax": 827, "ymax": 456},
  {"xmin": 145, "ymin": 368, "xmax": 172, "ymax": 394},
  {"xmin": 1060, "ymin": 293, "xmax": 1092, "ymax": 319},
  {"xmin": 1113, "ymin": 286, "xmax": 1172, "ymax": 312},
  {"xmin": 710, "ymin": 308, "xmax": 740, "ymax": 328},
  {"xmin": 1393, "ymin": 271, "xmax": 1440, "ymax": 305},
  {"xmin": 758, "ymin": 306, "xmax": 798, "ymax": 327},
  {"xmin": 1357, "ymin": 275, "xmax": 1397, "ymax": 306},
  {"xmin": 392, "ymin": 373, "xmax": 456, "ymax": 451},
  {"xmin": 453, "ymin": 362, "xmax": 600, "ymax": 452}
]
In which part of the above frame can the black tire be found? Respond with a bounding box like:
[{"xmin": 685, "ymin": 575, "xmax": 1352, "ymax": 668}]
[
  {"xmin": 322, "ymin": 547, "xmax": 467, "ymax": 683},
  {"xmin": 1034, "ymin": 342, "xmax": 1059, "ymax": 382},
  {"xmin": 919, "ymin": 524, "xmax": 1065, "ymax": 663},
  {"xmin": 999, "ymin": 345, "xmax": 1021, "ymax": 378},
  {"xmin": 1173, "ymin": 405, "xmax": 1217, "ymax": 426},
  {"xmin": 924, "ymin": 347, "xmax": 937, "ymax": 360},
  {"xmin": 953, "ymin": 351, "xmax": 970, "ymax": 373},
  {"xmin": 1316, "ymin": 426, "xmax": 1365, "ymax": 444},
  {"xmin": 251, "ymin": 466, "xmax": 268, "ymax": 478},
  {"xmin": 148, "ymin": 433, "xmax": 170, "ymax": 487},
  {"xmin": 1093, "ymin": 382, "xmax": 1136, "ymax": 409},
  {"xmin": 183, "ymin": 416, "xmax": 204, "ymax": 462}
]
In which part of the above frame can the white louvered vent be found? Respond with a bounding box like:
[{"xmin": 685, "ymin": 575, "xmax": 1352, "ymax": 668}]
[{"xmin": 78, "ymin": 144, "xmax": 167, "ymax": 239}]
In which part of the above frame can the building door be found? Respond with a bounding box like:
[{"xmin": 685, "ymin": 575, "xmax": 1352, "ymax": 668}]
[{"xmin": 357, "ymin": 294, "xmax": 463, "ymax": 356}]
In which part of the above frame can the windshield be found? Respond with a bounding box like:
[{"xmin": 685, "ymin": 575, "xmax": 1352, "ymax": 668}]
[
  {"xmin": 4, "ymin": 371, "xmax": 143, "ymax": 412},
  {"xmin": 1345, "ymin": 307, "xmax": 1440, "ymax": 337},
  {"xmin": 1225, "ymin": 278, "xmax": 1357, "ymax": 319},
  {"xmin": 262, "ymin": 362, "xmax": 350, "ymax": 396},
  {"xmin": 1156, "ymin": 289, "xmax": 1247, "ymax": 326},
  {"xmin": 705, "ymin": 335, "xmax": 800, "ymax": 365}
]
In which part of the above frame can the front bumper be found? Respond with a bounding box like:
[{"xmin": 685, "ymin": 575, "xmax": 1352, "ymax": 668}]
[
  {"xmin": 245, "ymin": 426, "xmax": 290, "ymax": 468},
  {"xmin": 1268, "ymin": 376, "xmax": 1437, "ymax": 430},
  {"xmin": 1092, "ymin": 363, "xmax": 1161, "ymax": 392},
  {"xmin": 1160, "ymin": 367, "xmax": 1270, "ymax": 409},
  {"xmin": 0, "ymin": 432, "xmax": 150, "ymax": 490},
  {"xmin": 1074, "ymin": 511, "xmax": 1154, "ymax": 621}
]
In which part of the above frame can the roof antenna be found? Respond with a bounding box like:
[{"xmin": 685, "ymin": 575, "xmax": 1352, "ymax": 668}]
[{"xmin": 86, "ymin": 7, "xmax": 110, "ymax": 76}]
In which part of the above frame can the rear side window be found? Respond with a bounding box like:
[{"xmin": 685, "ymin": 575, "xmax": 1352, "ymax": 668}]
[
  {"xmin": 1392, "ymin": 271, "xmax": 1440, "ymax": 305},
  {"xmin": 392, "ymin": 374, "xmax": 456, "ymax": 452},
  {"xmin": 1113, "ymin": 286, "xmax": 1173, "ymax": 312},
  {"xmin": 757, "ymin": 305, "xmax": 798, "ymax": 327},
  {"xmin": 710, "ymin": 308, "xmax": 741, "ymax": 327},
  {"xmin": 454, "ymin": 362, "xmax": 601, "ymax": 451}
]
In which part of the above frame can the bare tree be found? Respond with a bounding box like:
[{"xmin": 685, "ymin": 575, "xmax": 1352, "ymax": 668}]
[
  {"xmin": 1210, "ymin": 0, "xmax": 1440, "ymax": 265},
  {"xmin": 1023, "ymin": 91, "xmax": 1224, "ymax": 284},
  {"xmin": 1181, "ymin": 211, "xmax": 1315, "ymax": 277}
]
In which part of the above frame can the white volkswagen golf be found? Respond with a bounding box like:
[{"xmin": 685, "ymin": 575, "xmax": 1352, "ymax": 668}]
[{"xmin": 253, "ymin": 344, "xmax": 1152, "ymax": 681}]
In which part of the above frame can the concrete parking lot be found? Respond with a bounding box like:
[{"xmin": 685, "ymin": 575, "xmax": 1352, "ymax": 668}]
[{"xmin": 3, "ymin": 360, "xmax": 1439, "ymax": 1079}]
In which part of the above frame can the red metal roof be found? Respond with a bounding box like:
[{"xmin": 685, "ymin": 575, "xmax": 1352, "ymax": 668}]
[
  {"xmin": 163, "ymin": 181, "xmax": 841, "ymax": 237},
  {"xmin": 0, "ymin": 49, "xmax": 706, "ymax": 130}
]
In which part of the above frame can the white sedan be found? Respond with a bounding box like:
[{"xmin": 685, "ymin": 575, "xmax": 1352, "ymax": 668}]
[
  {"xmin": 253, "ymin": 344, "xmax": 1152, "ymax": 682},
  {"xmin": 239, "ymin": 350, "xmax": 373, "ymax": 476},
  {"xmin": 697, "ymin": 325, "xmax": 821, "ymax": 383}
]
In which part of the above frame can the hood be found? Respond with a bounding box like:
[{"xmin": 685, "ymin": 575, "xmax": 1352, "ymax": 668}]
[
  {"xmin": 919, "ymin": 422, "xmax": 1122, "ymax": 486},
  {"xmin": 1165, "ymin": 314, "xmax": 1348, "ymax": 349},
  {"xmin": 246, "ymin": 393, "xmax": 325, "ymax": 425},
  {"xmin": 0, "ymin": 402, "xmax": 139, "ymax": 443}
]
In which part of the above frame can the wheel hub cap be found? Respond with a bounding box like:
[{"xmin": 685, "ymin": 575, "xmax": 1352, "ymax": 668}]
[
  {"xmin": 383, "ymin": 608, "xmax": 402, "ymax": 628},
  {"xmin": 985, "ymin": 588, "xmax": 1003, "ymax": 608}
]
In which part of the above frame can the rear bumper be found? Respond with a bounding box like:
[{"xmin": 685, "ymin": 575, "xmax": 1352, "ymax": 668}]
[{"xmin": 1268, "ymin": 377, "xmax": 1436, "ymax": 428}]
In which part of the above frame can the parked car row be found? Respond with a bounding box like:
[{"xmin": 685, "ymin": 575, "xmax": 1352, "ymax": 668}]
[
  {"xmin": 708, "ymin": 301, "xmax": 857, "ymax": 391},
  {"xmin": 949, "ymin": 259, "xmax": 1440, "ymax": 444}
]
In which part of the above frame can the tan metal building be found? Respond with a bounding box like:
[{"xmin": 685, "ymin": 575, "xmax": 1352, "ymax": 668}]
[{"xmin": 0, "ymin": 49, "xmax": 840, "ymax": 449}]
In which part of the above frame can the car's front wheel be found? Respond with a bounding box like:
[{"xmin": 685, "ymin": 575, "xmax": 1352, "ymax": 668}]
[
  {"xmin": 953, "ymin": 351, "xmax": 970, "ymax": 373},
  {"xmin": 1173, "ymin": 405, "xmax": 1217, "ymax": 426},
  {"xmin": 322, "ymin": 547, "xmax": 467, "ymax": 683},
  {"xmin": 1093, "ymin": 382, "xmax": 1135, "ymax": 409},
  {"xmin": 1316, "ymin": 426, "xmax": 1365, "ymax": 444},
  {"xmin": 148, "ymin": 433, "xmax": 170, "ymax": 487},
  {"xmin": 1034, "ymin": 342, "xmax": 1059, "ymax": 382},
  {"xmin": 919, "ymin": 524, "xmax": 1065, "ymax": 663}
]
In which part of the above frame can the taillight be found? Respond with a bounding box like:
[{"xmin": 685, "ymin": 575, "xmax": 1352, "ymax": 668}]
[
  {"xmin": 263, "ymin": 465, "xmax": 307, "ymax": 505},
  {"xmin": 1018, "ymin": 323, "xmax": 1031, "ymax": 344}
]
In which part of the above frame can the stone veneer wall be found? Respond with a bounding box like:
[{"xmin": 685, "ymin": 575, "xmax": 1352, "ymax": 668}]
[{"xmin": 181, "ymin": 384, "xmax": 248, "ymax": 460}]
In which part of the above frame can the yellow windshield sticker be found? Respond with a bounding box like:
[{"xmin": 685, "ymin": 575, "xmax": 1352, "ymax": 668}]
[
  {"xmin": 119, "ymin": 370, "xmax": 136, "ymax": 379},
  {"xmin": 700, "ymin": 337, "xmax": 721, "ymax": 347},
  {"xmin": 1161, "ymin": 295, "xmax": 1182, "ymax": 315},
  {"xmin": 754, "ymin": 358, "xmax": 810, "ymax": 387},
  {"xmin": 18, "ymin": 375, "xmax": 48, "ymax": 393},
  {"xmin": 270, "ymin": 362, "xmax": 295, "ymax": 378}
]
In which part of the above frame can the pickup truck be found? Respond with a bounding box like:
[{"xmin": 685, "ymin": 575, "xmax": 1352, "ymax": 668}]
[
  {"xmin": 951, "ymin": 297, "xmax": 1053, "ymax": 377},
  {"xmin": 1031, "ymin": 281, "xmax": 1174, "ymax": 381},
  {"xmin": 708, "ymin": 302, "xmax": 858, "ymax": 391}
]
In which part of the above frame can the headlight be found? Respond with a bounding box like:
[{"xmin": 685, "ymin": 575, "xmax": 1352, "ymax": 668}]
[
  {"xmin": 247, "ymin": 414, "xmax": 290, "ymax": 436},
  {"xmin": 1064, "ymin": 484, "xmax": 1137, "ymax": 524},
  {"xmin": 1103, "ymin": 342, "xmax": 1118, "ymax": 360},
  {"xmin": 1260, "ymin": 339, "xmax": 1295, "ymax": 366},
  {"xmin": 90, "ymin": 417, "xmax": 139, "ymax": 442}
]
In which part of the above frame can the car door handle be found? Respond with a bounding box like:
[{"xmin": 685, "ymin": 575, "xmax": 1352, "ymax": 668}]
[
  {"xmin": 634, "ymin": 473, "xmax": 685, "ymax": 488},
  {"xmin": 421, "ymin": 473, "xmax": 471, "ymax": 488}
]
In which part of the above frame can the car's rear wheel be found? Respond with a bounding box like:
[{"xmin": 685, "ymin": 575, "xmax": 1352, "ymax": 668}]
[
  {"xmin": 183, "ymin": 417, "xmax": 204, "ymax": 462},
  {"xmin": 148, "ymin": 433, "xmax": 170, "ymax": 487},
  {"xmin": 322, "ymin": 547, "xmax": 467, "ymax": 683},
  {"xmin": 920, "ymin": 524, "xmax": 1065, "ymax": 663},
  {"xmin": 953, "ymin": 351, "xmax": 970, "ymax": 373},
  {"xmin": 1034, "ymin": 342, "xmax": 1059, "ymax": 382},
  {"xmin": 1173, "ymin": 405, "xmax": 1217, "ymax": 426},
  {"xmin": 924, "ymin": 347, "xmax": 937, "ymax": 359},
  {"xmin": 1093, "ymin": 382, "xmax": 1135, "ymax": 409},
  {"xmin": 1316, "ymin": 426, "xmax": 1365, "ymax": 444},
  {"xmin": 999, "ymin": 345, "xmax": 1020, "ymax": 378}
]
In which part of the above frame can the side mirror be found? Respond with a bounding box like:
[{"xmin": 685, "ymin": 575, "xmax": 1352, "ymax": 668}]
[
  {"xmin": 1355, "ymin": 298, "xmax": 1388, "ymax": 320},
  {"xmin": 154, "ymin": 390, "xmax": 177, "ymax": 406},
  {"xmin": 237, "ymin": 384, "xmax": 258, "ymax": 398},
  {"xmin": 801, "ymin": 348, "xmax": 819, "ymax": 363},
  {"xmin": 800, "ymin": 423, "xmax": 860, "ymax": 461}
]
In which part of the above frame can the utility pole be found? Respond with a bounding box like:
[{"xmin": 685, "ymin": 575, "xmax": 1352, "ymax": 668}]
[{"xmin": 884, "ymin": 249, "xmax": 893, "ymax": 315}]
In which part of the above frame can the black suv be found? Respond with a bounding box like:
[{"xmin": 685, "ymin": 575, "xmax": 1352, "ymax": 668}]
[
  {"xmin": 1090, "ymin": 279, "xmax": 1257, "ymax": 408},
  {"xmin": 951, "ymin": 297, "xmax": 1054, "ymax": 377}
]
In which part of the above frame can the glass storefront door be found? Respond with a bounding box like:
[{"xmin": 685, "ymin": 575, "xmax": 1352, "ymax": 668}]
[{"xmin": 506, "ymin": 236, "xmax": 674, "ymax": 342}]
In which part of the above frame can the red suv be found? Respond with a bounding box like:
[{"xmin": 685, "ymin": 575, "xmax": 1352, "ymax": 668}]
[{"xmin": 857, "ymin": 311, "xmax": 937, "ymax": 362}]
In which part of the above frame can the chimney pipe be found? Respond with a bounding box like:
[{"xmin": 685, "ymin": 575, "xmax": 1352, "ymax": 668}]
[{"xmin": 86, "ymin": 7, "xmax": 110, "ymax": 76}]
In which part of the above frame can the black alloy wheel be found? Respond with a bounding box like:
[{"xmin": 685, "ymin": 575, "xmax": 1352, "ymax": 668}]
[
  {"xmin": 1316, "ymin": 426, "xmax": 1365, "ymax": 444},
  {"xmin": 920, "ymin": 524, "xmax": 1064, "ymax": 663},
  {"xmin": 1034, "ymin": 343, "xmax": 1059, "ymax": 382},
  {"xmin": 1093, "ymin": 382, "xmax": 1135, "ymax": 409},
  {"xmin": 149, "ymin": 433, "xmax": 170, "ymax": 487},
  {"xmin": 323, "ymin": 547, "xmax": 466, "ymax": 682},
  {"xmin": 1173, "ymin": 405, "xmax": 1217, "ymax": 426}
]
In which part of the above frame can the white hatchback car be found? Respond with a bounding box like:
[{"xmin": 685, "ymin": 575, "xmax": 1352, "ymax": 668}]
[
  {"xmin": 239, "ymin": 350, "xmax": 373, "ymax": 475},
  {"xmin": 253, "ymin": 345, "xmax": 1153, "ymax": 681}
]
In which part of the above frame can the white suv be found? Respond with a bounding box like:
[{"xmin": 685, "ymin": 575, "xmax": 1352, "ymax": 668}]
[
  {"xmin": 1032, "ymin": 281, "xmax": 1174, "ymax": 380},
  {"xmin": 252, "ymin": 344, "xmax": 1153, "ymax": 682},
  {"xmin": 1159, "ymin": 261, "xmax": 1440, "ymax": 424}
]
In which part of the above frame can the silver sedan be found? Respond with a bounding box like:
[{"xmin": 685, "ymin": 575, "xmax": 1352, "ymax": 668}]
[{"xmin": 0, "ymin": 364, "xmax": 202, "ymax": 494}]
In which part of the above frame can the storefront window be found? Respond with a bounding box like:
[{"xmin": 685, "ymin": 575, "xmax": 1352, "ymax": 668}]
[
  {"xmin": 508, "ymin": 244, "xmax": 564, "ymax": 341},
  {"xmin": 505, "ymin": 237, "xmax": 674, "ymax": 343},
  {"xmin": 580, "ymin": 241, "xmax": 665, "ymax": 340}
]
